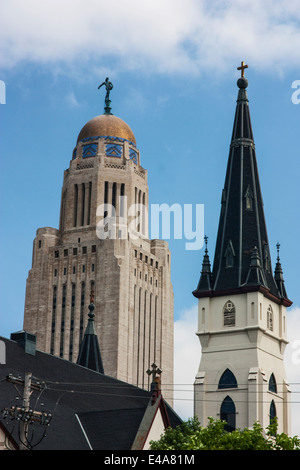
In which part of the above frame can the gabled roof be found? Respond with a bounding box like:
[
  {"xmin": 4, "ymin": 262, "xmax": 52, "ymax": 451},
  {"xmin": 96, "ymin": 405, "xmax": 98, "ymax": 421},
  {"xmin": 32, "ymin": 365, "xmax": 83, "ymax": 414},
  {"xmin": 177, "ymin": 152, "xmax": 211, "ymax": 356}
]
[
  {"xmin": 193, "ymin": 72, "xmax": 292, "ymax": 307},
  {"xmin": 0, "ymin": 336, "xmax": 181, "ymax": 450}
]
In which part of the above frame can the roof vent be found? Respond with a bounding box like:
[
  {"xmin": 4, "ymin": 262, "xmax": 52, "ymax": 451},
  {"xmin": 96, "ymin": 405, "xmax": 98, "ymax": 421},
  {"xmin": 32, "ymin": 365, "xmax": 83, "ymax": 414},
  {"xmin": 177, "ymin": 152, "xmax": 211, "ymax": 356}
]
[{"xmin": 10, "ymin": 331, "xmax": 36, "ymax": 356}]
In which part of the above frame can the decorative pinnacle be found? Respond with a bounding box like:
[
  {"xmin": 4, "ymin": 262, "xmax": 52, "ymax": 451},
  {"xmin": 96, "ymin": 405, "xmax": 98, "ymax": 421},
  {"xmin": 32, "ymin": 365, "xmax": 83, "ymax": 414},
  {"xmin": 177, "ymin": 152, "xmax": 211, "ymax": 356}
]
[
  {"xmin": 204, "ymin": 235, "xmax": 208, "ymax": 254},
  {"xmin": 276, "ymin": 242, "xmax": 281, "ymax": 261},
  {"xmin": 98, "ymin": 77, "xmax": 113, "ymax": 115}
]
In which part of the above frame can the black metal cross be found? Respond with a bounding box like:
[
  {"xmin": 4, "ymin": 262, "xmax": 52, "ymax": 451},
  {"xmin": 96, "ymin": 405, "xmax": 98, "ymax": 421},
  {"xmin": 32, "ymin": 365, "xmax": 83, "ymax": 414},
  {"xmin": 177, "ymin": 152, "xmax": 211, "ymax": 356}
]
[{"xmin": 146, "ymin": 363, "xmax": 162, "ymax": 381}]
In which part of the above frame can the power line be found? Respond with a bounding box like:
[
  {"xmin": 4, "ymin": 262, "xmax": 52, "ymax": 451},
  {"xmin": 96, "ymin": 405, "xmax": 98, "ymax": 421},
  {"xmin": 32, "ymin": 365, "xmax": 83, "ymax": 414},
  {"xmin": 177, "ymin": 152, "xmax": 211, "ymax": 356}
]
[{"xmin": 1, "ymin": 373, "xmax": 52, "ymax": 450}]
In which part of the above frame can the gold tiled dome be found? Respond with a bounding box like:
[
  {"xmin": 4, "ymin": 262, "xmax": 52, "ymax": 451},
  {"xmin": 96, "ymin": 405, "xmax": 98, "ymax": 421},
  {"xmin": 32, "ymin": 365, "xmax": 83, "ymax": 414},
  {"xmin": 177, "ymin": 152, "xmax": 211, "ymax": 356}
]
[{"xmin": 77, "ymin": 114, "xmax": 136, "ymax": 145}]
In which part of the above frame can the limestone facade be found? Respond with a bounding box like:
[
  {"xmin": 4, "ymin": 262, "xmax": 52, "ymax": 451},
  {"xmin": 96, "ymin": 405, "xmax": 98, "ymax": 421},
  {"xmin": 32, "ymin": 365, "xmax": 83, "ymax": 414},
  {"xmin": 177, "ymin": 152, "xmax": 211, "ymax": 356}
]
[
  {"xmin": 23, "ymin": 113, "xmax": 174, "ymax": 403},
  {"xmin": 194, "ymin": 292, "xmax": 290, "ymax": 434}
]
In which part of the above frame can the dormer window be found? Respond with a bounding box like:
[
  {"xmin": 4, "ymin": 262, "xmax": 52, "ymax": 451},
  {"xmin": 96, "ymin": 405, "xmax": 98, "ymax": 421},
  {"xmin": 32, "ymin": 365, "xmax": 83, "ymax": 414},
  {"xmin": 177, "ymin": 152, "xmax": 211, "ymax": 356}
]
[
  {"xmin": 224, "ymin": 240, "xmax": 235, "ymax": 268},
  {"xmin": 244, "ymin": 185, "xmax": 253, "ymax": 211}
]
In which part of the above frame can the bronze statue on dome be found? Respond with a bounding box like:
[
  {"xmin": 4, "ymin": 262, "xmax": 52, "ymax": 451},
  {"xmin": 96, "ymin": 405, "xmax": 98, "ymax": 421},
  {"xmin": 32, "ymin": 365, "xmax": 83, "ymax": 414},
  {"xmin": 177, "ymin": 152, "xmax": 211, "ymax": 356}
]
[{"xmin": 98, "ymin": 78, "xmax": 113, "ymax": 114}]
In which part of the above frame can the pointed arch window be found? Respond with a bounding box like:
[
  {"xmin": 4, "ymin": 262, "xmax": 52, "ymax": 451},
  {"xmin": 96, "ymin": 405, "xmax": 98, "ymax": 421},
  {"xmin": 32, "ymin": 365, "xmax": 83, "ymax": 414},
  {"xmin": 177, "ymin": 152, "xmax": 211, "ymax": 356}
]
[
  {"xmin": 269, "ymin": 400, "xmax": 276, "ymax": 426},
  {"xmin": 220, "ymin": 396, "xmax": 236, "ymax": 432},
  {"xmin": 269, "ymin": 373, "xmax": 277, "ymax": 394},
  {"xmin": 223, "ymin": 300, "xmax": 236, "ymax": 327},
  {"xmin": 218, "ymin": 369, "xmax": 238, "ymax": 389},
  {"xmin": 267, "ymin": 305, "xmax": 273, "ymax": 331}
]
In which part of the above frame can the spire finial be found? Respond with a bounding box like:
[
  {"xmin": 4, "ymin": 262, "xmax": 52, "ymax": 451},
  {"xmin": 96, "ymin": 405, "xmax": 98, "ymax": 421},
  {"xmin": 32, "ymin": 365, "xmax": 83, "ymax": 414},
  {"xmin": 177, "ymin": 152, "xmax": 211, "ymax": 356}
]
[
  {"xmin": 204, "ymin": 235, "xmax": 208, "ymax": 254},
  {"xmin": 237, "ymin": 61, "xmax": 248, "ymax": 78},
  {"xmin": 147, "ymin": 363, "xmax": 162, "ymax": 404},
  {"xmin": 88, "ymin": 286, "xmax": 95, "ymax": 319},
  {"xmin": 237, "ymin": 61, "xmax": 249, "ymax": 90},
  {"xmin": 276, "ymin": 242, "xmax": 280, "ymax": 261},
  {"xmin": 98, "ymin": 77, "xmax": 113, "ymax": 115}
]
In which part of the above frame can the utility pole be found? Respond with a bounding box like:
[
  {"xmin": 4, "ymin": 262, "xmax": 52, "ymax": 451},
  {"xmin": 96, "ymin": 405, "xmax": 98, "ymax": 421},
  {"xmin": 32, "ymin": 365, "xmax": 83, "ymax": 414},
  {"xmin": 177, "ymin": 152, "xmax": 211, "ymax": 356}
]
[
  {"xmin": 19, "ymin": 372, "xmax": 32, "ymax": 450},
  {"xmin": 2, "ymin": 373, "xmax": 52, "ymax": 450}
]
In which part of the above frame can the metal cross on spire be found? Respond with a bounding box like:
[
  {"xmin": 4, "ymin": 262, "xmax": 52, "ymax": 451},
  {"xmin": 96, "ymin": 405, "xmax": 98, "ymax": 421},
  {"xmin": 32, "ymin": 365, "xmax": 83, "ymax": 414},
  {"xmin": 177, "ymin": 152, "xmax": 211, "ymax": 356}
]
[
  {"xmin": 147, "ymin": 363, "xmax": 162, "ymax": 403},
  {"xmin": 147, "ymin": 363, "xmax": 162, "ymax": 380},
  {"xmin": 237, "ymin": 61, "xmax": 248, "ymax": 78}
]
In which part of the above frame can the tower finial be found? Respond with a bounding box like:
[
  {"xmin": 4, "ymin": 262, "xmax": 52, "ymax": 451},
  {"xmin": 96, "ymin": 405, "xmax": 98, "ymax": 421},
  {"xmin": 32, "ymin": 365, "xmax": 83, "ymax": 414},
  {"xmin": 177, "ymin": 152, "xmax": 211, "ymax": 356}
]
[
  {"xmin": 98, "ymin": 77, "xmax": 113, "ymax": 115},
  {"xmin": 147, "ymin": 363, "xmax": 162, "ymax": 404},
  {"xmin": 276, "ymin": 242, "xmax": 281, "ymax": 261},
  {"xmin": 204, "ymin": 235, "xmax": 208, "ymax": 254},
  {"xmin": 237, "ymin": 61, "xmax": 248, "ymax": 78}
]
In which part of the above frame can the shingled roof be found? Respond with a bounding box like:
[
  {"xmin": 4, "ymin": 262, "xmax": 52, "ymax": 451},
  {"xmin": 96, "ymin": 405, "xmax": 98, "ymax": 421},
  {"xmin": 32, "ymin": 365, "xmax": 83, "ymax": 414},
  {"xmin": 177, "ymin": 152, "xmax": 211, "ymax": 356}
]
[{"xmin": 0, "ymin": 335, "xmax": 181, "ymax": 450}]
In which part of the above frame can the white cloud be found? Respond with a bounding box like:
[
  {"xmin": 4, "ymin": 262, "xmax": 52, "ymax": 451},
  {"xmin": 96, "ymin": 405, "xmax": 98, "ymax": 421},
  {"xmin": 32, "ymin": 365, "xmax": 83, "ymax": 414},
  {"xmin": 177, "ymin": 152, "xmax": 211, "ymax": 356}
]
[
  {"xmin": 173, "ymin": 305, "xmax": 199, "ymax": 420},
  {"xmin": 174, "ymin": 304, "xmax": 300, "ymax": 437},
  {"xmin": 285, "ymin": 306, "xmax": 300, "ymax": 437},
  {"xmin": 1, "ymin": 0, "xmax": 299, "ymax": 77},
  {"xmin": 65, "ymin": 90, "xmax": 80, "ymax": 108}
]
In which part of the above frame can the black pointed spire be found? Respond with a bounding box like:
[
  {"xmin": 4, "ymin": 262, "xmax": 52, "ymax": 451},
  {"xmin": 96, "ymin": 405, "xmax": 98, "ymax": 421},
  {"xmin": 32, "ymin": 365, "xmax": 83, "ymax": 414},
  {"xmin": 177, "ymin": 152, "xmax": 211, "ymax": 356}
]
[
  {"xmin": 193, "ymin": 236, "xmax": 212, "ymax": 294},
  {"xmin": 76, "ymin": 290, "xmax": 104, "ymax": 374},
  {"xmin": 274, "ymin": 243, "xmax": 288, "ymax": 299},
  {"xmin": 193, "ymin": 63, "xmax": 292, "ymax": 307}
]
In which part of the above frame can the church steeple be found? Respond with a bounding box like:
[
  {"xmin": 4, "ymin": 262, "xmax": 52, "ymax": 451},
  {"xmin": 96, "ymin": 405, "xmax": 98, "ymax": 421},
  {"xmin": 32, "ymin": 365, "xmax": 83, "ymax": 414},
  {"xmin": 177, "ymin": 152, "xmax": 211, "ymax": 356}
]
[
  {"xmin": 193, "ymin": 63, "xmax": 292, "ymax": 307},
  {"xmin": 193, "ymin": 63, "xmax": 292, "ymax": 435}
]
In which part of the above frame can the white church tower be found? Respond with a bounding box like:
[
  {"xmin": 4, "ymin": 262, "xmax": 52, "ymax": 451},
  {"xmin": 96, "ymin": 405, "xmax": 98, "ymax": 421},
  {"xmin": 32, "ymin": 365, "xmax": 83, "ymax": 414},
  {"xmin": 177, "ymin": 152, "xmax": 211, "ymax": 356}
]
[{"xmin": 193, "ymin": 64, "xmax": 292, "ymax": 434}]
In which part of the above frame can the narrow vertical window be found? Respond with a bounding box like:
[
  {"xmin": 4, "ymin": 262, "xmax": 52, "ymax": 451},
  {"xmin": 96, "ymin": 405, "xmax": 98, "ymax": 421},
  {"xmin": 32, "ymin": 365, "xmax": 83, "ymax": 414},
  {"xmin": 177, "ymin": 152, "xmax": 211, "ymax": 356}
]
[
  {"xmin": 142, "ymin": 192, "xmax": 145, "ymax": 235},
  {"xmin": 269, "ymin": 400, "xmax": 276, "ymax": 426},
  {"xmin": 79, "ymin": 282, "xmax": 85, "ymax": 343},
  {"xmin": 104, "ymin": 181, "xmax": 108, "ymax": 219},
  {"xmin": 69, "ymin": 283, "xmax": 76, "ymax": 361},
  {"xmin": 149, "ymin": 293, "xmax": 153, "ymax": 373},
  {"xmin": 81, "ymin": 183, "xmax": 85, "ymax": 226},
  {"xmin": 50, "ymin": 286, "xmax": 57, "ymax": 355},
  {"xmin": 138, "ymin": 190, "xmax": 141, "ymax": 232},
  {"xmin": 137, "ymin": 287, "xmax": 142, "ymax": 385},
  {"xmin": 154, "ymin": 295, "xmax": 158, "ymax": 364},
  {"xmin": 201, "ymin": 307, "xmax": 205, "ymax": 324},
  {"xmin": 60, "ymin": 285, "xmax": 66, "ymax": 357},
  {"xmin": 112, "ymin": 182, "xmax": 117, "ymax": 209},
  {"xmin": 120, "ymin": 183, "xmax": 125, "ymax": 217},
  {"xmin": 74, "ymin": 184, "xmax": 78, "ymax": 227},
  {"xmin": 87, "ymin": 181, "xmax": 92, "ymax": 225},
  {"xmin": 143, "ymin": 291, "xmax": 147, "ymax": 389}
]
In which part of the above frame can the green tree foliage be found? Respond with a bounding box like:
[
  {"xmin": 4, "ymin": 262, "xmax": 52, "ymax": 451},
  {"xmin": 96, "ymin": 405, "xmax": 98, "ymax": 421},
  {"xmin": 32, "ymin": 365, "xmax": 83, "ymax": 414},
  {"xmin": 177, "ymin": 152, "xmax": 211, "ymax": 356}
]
[{"xmin": 150, "ymin": 417, "xmax": 300, "ymax": 450}]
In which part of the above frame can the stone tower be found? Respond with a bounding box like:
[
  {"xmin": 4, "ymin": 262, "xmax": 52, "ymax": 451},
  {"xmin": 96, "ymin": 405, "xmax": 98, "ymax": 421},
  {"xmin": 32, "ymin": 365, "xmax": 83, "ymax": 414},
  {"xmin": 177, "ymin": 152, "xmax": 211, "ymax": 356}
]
[
  {"xmin": 193, "ymin": 65, "xmax": 292, "ymax": 433},
  {"xmin": 23, "ymin": 83, "xmax": 174, "ymax": 402}
]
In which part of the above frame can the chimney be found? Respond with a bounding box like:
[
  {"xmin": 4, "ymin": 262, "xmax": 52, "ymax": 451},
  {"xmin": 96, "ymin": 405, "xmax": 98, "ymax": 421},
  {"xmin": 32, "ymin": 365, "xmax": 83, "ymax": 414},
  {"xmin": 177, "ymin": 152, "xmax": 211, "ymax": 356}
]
[{"xmin": 10, "ymin": 331, "xmax": 36, "ymax": 356}]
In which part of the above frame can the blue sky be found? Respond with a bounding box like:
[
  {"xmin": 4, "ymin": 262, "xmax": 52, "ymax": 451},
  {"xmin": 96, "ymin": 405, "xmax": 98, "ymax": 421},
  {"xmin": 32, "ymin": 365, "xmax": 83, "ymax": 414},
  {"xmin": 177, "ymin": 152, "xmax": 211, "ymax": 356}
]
[{"xmin": 0, "ymin": 0, "xmax": 299, "ymax": 435}]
